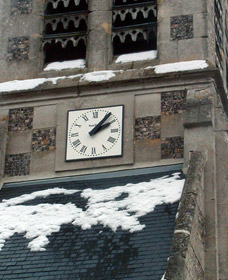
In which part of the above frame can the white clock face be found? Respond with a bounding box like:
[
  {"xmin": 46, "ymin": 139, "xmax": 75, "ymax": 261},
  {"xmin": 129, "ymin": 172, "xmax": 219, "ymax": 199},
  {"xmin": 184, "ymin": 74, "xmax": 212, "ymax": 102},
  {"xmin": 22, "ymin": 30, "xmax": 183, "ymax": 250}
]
[{"xmin": 66, "ymin": 105, "xmax": 124, "ymax": 161}]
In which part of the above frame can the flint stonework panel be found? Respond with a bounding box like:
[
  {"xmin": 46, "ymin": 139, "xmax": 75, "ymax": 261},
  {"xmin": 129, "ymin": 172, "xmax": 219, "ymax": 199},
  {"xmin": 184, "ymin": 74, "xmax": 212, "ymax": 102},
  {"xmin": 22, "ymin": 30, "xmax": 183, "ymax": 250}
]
[
  {"xmin": 32, "ymin": 128, "xmax": 56, "ymax": 152},
  {"xmin": 170, "ymin": 15, "xmax": 194, "ymax": 41},
  {"xmin": 161, "ymin": 136, "xmax": 184, "ymax": 159},
  {"xmin": 8, "ymin": 107, "xmax": 34, "ymax": 132},
  {"xmin": 7, "ymin": 36, "xmax": 30, "ymax": 61},
  {"xmin": 10, "ymin": 0, "xmax": 32, "ymax": 15},
  {"xmin": 5, "ymin": 153, "xmax": 31, "ymax": 177},
  {"xmin": 161, "ymin": 91, "xmax": 186, "ymax": 115},
  {"xmin": 135, "ymin": 116, "xmax": 161, "ymax": 140}
]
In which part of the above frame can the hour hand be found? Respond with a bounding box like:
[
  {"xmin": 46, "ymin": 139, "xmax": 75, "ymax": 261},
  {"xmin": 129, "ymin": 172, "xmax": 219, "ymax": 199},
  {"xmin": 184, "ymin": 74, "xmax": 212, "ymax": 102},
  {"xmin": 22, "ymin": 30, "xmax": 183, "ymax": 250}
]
[{"xmin": 89, "ymin": 112, "xmax": 111, "ymax": 136}]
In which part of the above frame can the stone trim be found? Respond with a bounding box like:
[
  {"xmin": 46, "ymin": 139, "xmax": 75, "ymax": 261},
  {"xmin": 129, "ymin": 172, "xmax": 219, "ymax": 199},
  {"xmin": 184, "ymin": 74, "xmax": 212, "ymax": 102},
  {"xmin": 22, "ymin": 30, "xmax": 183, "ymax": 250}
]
[{"xmin": 165, "ymin": 151, "xmax": 207, "ymax": 280}]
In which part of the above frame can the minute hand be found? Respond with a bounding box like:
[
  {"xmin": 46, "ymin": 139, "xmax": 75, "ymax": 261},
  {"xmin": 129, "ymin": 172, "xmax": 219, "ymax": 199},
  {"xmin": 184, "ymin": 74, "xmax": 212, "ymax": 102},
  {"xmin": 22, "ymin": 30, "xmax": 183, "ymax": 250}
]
[{"xmin": 89, "ymin": 112, "xmax": 111, "ymax": 136}]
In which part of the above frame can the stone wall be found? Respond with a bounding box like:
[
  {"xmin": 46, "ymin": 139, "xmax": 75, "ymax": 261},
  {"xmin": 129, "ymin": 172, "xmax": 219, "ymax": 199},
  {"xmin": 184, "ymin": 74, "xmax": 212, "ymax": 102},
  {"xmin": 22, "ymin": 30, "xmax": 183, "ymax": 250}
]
[{"xmin": 165, "ymin": 151, "xmax": 207, "ymax": 280}]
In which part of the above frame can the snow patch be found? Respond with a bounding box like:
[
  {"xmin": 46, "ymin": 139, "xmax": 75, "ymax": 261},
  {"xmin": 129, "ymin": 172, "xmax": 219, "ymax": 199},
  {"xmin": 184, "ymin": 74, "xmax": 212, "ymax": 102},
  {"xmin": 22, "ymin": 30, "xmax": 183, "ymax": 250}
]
[
  {"xmin": 161, "ymin": 273, "xmax": 167, "ymax": 280},
  {"xmin": 115, "ymin": 50, "xmax": 157, "ymax": 64},
  {"xmin": 44, "ymin": 59, "xmax": 86, "ymax": 71},
  {"xmin": 0, "ymin": 75, "xmax": 82, "ymax": 93},
  {"xmin": 175, "ymin": 229, "xmax": 190, "ymax": 235},
  {"xmin": 0, "ymin": 173, "xmax": 184, "ymax": 252},
  {"xmin": 80, "ymin": 70, "xmax": 117, "ymax": 82},
  {"xmin": 154, "ymin": 60, "xmax": 208, "ymax": 74}
]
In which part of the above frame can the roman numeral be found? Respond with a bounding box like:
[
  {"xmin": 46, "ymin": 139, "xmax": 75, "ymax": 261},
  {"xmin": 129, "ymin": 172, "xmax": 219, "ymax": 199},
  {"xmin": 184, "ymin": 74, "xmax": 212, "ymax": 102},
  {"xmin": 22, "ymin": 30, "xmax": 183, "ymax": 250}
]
[
  {"xmin": 71, "ymin": 132, "xmax": 79, "ymax": 137},
  {"xmin": 91, "ymin": 147, "xmax": 96, "ymax": 155},
  {"xmin": 111, "ymin": 128, "xmax": 118, "ymax": 133},
  {"xmin": 109, "ymin": 119, "xmax": 116, "ymax": 124},
  {"xmin": 72, "ymin": 139, "xmax": 81, "ymax": 147},
  {"xmin": 82, "ymin": 115, "xmax": 89, "ymax": 121},
  {"xmin": 102, "ymin": 144, "xmax": 107, "ymax": 151},
  {"xmin": 107, "ymin": 136, "xmax": 116, "ymax": 144},
  {"xmin": 80, "ymin": 145, "xmax": 87, "ymax": 153},
  {"xmin": 93, "ymin": 112, "xmax": 98, "ymax": 119},
  {"xmin": 74, "ymin": 123, "xmax": 81, "ymax": 128}
]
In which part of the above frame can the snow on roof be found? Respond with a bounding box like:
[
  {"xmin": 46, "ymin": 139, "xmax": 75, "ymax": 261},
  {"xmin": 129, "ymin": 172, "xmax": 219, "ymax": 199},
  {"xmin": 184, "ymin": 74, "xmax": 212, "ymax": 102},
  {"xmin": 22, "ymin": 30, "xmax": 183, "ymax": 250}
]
[
  {"xmin": 0, "ymin": 173, "xmax": 184, "ymax": 252},
  {"xmin": 115, "ymin": 50, "xmax": 157, "ymax": 64},
  {"xmin": 44, "ymin": 59, "xmax": 86, "ymax": 71},
  {"xmin": 154, "ymin": 60, "xmax": 208, "ymax": 74}
]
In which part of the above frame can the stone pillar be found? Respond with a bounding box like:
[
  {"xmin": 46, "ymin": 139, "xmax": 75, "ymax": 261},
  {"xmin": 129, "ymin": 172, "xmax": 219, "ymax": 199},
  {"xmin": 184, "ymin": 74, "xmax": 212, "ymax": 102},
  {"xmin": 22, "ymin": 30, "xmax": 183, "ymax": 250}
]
[
  {"xmin": 183, "ymin": 85, "xmax": 218, "ymax": 280},
  {"xmin": 0, "ymin": 109, "xmax": 8, "ymax": 188},
  {"xmin": 87, "ymin": 0, "xmax": 113, "ymax": 71}
]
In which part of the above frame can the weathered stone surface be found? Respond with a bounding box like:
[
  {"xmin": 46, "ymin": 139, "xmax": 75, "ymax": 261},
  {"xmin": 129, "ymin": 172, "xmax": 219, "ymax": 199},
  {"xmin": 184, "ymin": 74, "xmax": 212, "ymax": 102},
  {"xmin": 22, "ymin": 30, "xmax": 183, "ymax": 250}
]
[
  {"xmin": 7, "ymin": 36, "xmax": 30, "ymax": 61},
  {"xmin": 165, "ymin": 152, "xmax": 206, "ymax": 280},
  {"xmin": 161, "ymin": 136, "xmax": 184, "ymax": 159},
  {"xmin": 32, "ymin": 128, "xmax": 56, "ymax": 152},
  {"xmin": 135, "ymin": 116, "xmax": 161, "ymax": 140},
  {"xmin": 10, "ymin": 0, "xmax": 32, "ymax": 15},
  {"xmin": 134, "ymin": 139, "xmax": 161, "ymax": 162},
  {"xmin": 4, "ymin": 153, "xmax": 30, "ymax": 177},
  {"xmin": 161, "ymin": 113, "xmax": 184, "ymax": 138},
  {"xmin": 8, "ymin": 107, "xmax": 34, "ymax": 132},
  {"xmin": 170, "ymin": 15, "xmax": 194, "ymax": 41},
  {"xmin": 161, "ymin": 91, "xmax": 186, "ymax": 115}
]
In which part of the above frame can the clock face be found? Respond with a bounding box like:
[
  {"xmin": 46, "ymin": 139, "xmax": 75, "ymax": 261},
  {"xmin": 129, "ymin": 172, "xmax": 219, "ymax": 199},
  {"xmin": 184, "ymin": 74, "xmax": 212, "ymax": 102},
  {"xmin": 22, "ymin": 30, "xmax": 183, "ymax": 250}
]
[{"xmin": 66, "ymin": 105, "xmax": 124, "ymax": 161}]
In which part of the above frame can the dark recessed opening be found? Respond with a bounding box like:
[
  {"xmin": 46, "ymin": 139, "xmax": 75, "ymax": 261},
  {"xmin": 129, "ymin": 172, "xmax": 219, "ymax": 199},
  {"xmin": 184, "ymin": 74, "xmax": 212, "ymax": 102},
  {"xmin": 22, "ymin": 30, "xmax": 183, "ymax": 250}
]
[
  {"xmin": 113, "ymin": 31, "xmax": 156, "ymax": 55},
  {"xmin": 44, "ymin": 40, "xmax": 86, "ymax": 63}
]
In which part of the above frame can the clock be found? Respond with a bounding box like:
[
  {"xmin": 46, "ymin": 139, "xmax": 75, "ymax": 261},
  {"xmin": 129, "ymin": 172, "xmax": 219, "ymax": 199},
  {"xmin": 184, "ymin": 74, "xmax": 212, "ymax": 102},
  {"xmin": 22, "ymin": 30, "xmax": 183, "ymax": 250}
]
[{"xmin": 66, "ymin": 105, "xmax": 124, "ymax": 161}]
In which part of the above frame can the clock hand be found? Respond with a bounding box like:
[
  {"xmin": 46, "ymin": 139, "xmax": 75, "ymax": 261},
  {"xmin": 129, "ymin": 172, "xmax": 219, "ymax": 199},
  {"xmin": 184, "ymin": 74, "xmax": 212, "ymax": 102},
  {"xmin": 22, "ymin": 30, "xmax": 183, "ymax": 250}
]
[
  {"xmin": 89, "ymin": 112, "xmax": 111, "ymax": 136},
  {"xmin": 95, "ymin": 122, "xmax": 111, "ymax": 133}
]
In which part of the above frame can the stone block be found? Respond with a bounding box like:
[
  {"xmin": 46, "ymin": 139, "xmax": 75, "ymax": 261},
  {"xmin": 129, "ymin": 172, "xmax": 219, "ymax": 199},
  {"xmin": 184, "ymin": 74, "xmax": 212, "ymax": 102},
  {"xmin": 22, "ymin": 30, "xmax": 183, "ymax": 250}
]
[
  {"xmin": 135, "ymin": 139, "xmax": 161, "ymax": 163},
  {"xmin": 161, "ymin": 90, "xmax": 186, "ymax": 115},
  {"xmin": 4, "ymin": 153, "xmax": 31, "ymax": 177},
  {"xmin": 8, "ymin": 107, "xmax": 34, "ymax": 132},
  {"xmin": 178, "ymin": 37, "xmax": 207, "ymax": 61},
  {"xmin": 161, "ymin": 113, "xmax": 184, "ymax": 138},
  {"xmin": 193, "ymin": 13, "xmax": 207, "ymax": 38},
  {"xmin": 32, "ymin": 128, "xmax": 56, "ymax": 152},
  {"xmin": 135, "ymin": 116, "xmax": 161, "ymax": 140},
  {"xmin": 7, "ymin": 131, "xmax": 32, "ymax": 154},
  {"xmin": 158, "ymin": 40, "xmax": 178, "ymax": 63},
  {"xmin": 161, "ymin": 136, "xmax": 184, "ymax": 159},
  {"xmin": 10, "ymin": 0, "xmax": 32, "ymax": 15},
  {"xmin": 184, "ymin": 244, "xmax": 204, "ymax": 280},
  {"xmin": 170, "ymin": 15, "xmax": 194, "ymax": 41},
  {"xmin": 7, "ymin": 36, "xmax": 30, "ymax": 61},
  {"xmin": 89, "ymin": 0, "xmax": 112, "ymax": 11},
  {"xmin": 135, "ymin": 94, "xmax": 161, "ymax": 118},
  {"xmin": 30, "ymin": 150, "xmax": 55, "ymax": 175},
  {"xmin": 33, "ymin": 105, "xmax": 57, "ymax": 129}
]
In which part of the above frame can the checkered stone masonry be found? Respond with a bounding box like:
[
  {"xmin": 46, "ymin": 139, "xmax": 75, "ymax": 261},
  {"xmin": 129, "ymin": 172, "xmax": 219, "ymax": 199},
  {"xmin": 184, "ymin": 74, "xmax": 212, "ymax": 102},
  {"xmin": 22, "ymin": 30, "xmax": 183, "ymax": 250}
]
[
  {"xmin": 170, "ymin": 15, "xmax": 193, "ymax": 41},
  {"xmin": 135, "ymin": 116, "xmax": 161, "ymax": 140},
  {"xmin": 161, "ymin": 137, "xmax": 184, "ymax": 159},
  {"xmin": 7, "ymin": 36, "xmax": 30, "ymax": 61},
  {"xmin": 10, "ymin": 0, "xmax": 32, "ymax": 15},
  {"xmin": 161, "ymin": 90, "xmax": 187, "ymax": 115},
  {"xmin": 8, "ymin": 107, "xmax": 34, "ymax": 132},
  {"xmin": 5, "ymin": 153, "xmax": 31, "ymax": 177},
  {"xmin": 32, "ymin": 128, "xmax": 56, "ymax": 152}
]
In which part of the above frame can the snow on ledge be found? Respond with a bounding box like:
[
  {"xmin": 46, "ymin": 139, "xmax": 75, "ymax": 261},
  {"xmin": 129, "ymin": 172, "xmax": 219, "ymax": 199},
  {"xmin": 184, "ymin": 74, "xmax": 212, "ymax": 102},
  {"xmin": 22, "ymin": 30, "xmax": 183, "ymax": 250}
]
[
  {"xmin": 44, "ymin": 59, "xmax": 86, "ymax": 71},
  {"xmin": 81, "ymin": 70, "xmax": 120, "ymax": 82},
  {"xmin": 0, "ymin": 74, "xmax": 82, "ymax": 93},
  {"xmin": 154, "ymin": 60, "xmax": 209, "ymax": 74},
  {"xmin": 0, "ymin": 173, "xmax": 184, "ymax": 252},
  {"xmin": 115, "ymin": 50, "xmax": 157, "ymax": 64}
]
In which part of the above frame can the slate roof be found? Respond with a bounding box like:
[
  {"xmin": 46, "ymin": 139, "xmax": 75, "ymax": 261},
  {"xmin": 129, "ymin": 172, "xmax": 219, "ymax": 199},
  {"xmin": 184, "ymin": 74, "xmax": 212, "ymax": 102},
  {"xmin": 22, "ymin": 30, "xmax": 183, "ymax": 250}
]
[{"xmin": 0, "ymin": 168, "xmax": 183, "ymax": 280}]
